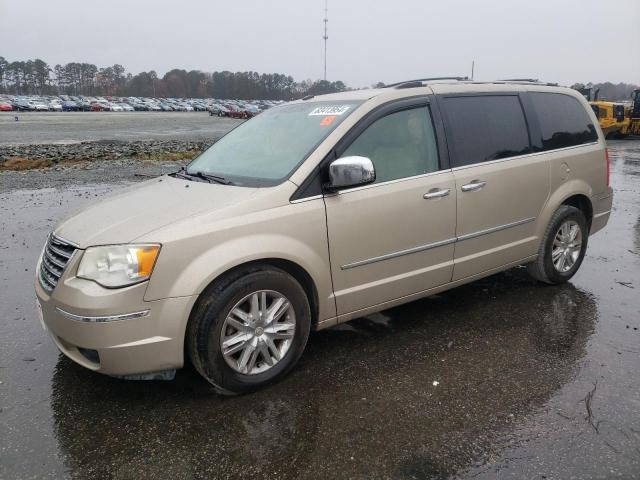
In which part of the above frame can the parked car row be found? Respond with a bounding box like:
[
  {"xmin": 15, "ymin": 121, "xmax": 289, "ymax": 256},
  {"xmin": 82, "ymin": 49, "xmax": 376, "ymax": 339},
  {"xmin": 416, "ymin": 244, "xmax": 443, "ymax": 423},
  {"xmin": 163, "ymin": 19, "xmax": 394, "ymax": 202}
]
[
  {"xmin": 0, "ymin": 94, "xmax": 284, "ymax": 114},
  {"xmin": 207, "ymin": 102, "xmax": 265, "ymax": 118}
]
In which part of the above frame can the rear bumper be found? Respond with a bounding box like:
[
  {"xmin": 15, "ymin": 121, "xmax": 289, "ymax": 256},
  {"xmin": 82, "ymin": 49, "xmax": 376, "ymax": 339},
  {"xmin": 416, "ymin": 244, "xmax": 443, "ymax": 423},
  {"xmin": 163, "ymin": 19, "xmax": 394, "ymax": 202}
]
[
  {"xmin": 591, "ymin": 187, "xmax": 613, "ymax": 235},
  {"xmin": 35, "ymin": 274, "xmax": 196, "ymax": 376}
]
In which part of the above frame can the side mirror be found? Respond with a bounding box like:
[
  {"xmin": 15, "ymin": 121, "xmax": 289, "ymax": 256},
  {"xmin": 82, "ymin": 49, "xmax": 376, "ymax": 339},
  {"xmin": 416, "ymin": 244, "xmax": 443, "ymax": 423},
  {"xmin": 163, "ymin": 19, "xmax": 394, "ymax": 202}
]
[{"xmin": 327, "ymin": 156, "xmax": 376, "ymax": 190}]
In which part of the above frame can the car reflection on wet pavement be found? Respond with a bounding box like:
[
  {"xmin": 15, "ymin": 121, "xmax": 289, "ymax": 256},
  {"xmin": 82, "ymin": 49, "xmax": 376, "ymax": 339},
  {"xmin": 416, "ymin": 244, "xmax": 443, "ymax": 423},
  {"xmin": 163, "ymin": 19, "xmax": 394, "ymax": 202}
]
[{"xmin": 1, "ymin": 140, "xmax": 639, "ymax": 479}]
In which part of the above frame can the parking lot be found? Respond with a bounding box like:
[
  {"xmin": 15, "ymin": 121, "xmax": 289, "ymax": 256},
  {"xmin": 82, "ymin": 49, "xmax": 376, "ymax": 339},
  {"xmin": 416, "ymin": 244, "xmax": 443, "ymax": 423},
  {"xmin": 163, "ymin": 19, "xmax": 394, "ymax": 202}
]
[
  {"xmin": 0, "ymin": 111, "xmax": 241, "ymax": 145},
  {"xmin": 0, "ymin": 140, "xmax": 639, "ymax": 479}
]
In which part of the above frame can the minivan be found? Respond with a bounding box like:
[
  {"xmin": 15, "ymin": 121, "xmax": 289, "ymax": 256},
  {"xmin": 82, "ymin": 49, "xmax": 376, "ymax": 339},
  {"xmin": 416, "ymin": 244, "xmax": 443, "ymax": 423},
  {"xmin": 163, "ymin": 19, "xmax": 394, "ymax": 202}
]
[{"xmin": 35, "ymin": 79, "xmax": 613, "ymax": 394}]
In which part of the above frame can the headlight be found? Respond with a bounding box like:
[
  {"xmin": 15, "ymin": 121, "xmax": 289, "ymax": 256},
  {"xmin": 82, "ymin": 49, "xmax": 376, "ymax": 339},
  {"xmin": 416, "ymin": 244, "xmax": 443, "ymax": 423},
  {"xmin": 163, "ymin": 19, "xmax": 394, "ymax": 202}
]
[{"xmin": 77, "ymin": 244, "xmax": 160, "ymax": 288}]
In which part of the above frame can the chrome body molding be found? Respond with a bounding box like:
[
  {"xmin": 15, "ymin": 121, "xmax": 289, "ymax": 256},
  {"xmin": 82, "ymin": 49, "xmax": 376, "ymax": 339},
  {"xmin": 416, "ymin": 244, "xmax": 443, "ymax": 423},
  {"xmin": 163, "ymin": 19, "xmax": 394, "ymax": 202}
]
[
  {"xmin": 450, "ymin": 142, "xmax": 600, "ymax": 172},
  {"xmin": 341, "ymin": 237, "xmax": 457, "ymax": 270},
  {"xmin": 290, "ymin": 194, "xmax": 324, "ymax": 204},
  {"xmin": 456, "ymin": 217, "xmax": 536, "ymax": 242},
  {"xmin": 341, "ymin": 216, "xmax": 536, "ymax": 270},
  {"xmin": 55, "ymin": 307, "xmax": 150, "ymax": 323},
  {"xmin": 593, "ymin": 210, "xmax": 611, "ymax": 219}
]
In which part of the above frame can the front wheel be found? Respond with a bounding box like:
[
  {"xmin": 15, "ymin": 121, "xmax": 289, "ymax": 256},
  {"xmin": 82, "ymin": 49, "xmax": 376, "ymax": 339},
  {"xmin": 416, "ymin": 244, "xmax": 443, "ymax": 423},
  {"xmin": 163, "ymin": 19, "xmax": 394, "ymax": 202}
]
[
  {"xmin": 527, "ymin": 205, "xmax": 589, "ymax": 284},
  {"xmin": 187, "ymin": 266, "xmax": 311, "ymax": 394}
]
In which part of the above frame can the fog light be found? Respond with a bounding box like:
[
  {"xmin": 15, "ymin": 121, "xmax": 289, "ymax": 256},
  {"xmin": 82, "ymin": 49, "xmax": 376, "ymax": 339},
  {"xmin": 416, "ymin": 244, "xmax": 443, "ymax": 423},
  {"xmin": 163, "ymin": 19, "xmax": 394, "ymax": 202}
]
[{"xmin": 78, "ymin": 348, "xmax": 100, "ymax": 364}]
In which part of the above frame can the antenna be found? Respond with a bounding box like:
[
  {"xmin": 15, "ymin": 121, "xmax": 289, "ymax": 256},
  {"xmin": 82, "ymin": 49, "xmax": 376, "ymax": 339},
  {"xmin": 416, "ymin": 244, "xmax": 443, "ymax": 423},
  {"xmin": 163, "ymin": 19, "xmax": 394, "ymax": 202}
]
[{"xmin": 323, "ymin": 0, "xmax": 328, "ymax": 81}]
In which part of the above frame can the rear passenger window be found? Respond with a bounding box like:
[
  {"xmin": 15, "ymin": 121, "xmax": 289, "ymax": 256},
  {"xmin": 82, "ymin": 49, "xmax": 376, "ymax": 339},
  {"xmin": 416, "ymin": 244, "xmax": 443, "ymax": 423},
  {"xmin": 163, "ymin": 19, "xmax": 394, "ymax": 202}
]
[
  {"xmin": 341, "ymin": 106, "xmax": 439, "ymax": 184},
  {"xmin": 530, "ymin": 92, "xmax": 598, "ymax": 150},
  {"xmin": 442, "ymin": 95, "xmax": 530, "ymax": 168}
]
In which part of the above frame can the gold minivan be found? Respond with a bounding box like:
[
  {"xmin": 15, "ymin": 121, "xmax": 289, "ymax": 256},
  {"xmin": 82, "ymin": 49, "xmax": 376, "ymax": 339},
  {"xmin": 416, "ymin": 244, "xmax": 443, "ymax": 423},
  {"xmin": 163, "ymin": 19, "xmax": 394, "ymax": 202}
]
[{"xmin": 35, "ymin": 80, "xmax": 613, "ymax": 393}]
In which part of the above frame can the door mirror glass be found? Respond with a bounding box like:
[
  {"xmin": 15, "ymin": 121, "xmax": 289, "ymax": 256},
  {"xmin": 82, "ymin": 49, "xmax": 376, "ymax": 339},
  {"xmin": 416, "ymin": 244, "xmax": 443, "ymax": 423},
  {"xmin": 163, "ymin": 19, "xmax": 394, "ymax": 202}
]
[{"xmin": 327, "ymin": 156, "xmax": 376, "ymax": 190}]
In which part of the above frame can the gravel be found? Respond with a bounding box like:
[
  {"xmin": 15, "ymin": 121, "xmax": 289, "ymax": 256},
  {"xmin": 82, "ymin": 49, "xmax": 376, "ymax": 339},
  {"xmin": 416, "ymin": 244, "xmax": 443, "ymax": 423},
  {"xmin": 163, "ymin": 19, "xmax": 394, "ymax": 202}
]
[{"xmin": 0, "ymin": 139, "xmax": 210, "ymax": 163}]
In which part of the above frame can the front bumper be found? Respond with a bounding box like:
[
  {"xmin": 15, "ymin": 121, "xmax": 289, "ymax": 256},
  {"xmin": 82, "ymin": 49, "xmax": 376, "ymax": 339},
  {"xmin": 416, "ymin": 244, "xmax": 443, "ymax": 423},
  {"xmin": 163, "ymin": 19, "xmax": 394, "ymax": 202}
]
[{"xmin": 35, "ymin": 257, "xmax": 197, "ymax": 376}]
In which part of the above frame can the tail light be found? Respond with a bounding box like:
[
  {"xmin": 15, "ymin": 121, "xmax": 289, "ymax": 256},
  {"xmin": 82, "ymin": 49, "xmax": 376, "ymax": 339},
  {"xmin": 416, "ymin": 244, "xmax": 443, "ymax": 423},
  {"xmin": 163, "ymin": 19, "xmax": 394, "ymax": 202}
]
[{"xmin": 605, "ymin": 148, "xmax": 610, "ymax": 187}]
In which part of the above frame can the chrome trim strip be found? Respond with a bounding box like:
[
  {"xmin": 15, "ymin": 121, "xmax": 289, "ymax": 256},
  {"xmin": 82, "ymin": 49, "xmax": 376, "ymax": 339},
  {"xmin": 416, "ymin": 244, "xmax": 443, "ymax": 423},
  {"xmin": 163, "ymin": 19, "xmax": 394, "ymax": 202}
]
[
  {"xmin": 335, "ymin": 169, "xmax": 450, "ymax": 195},
  {"xmin": 48, "ymin": 243, "xmax": 73, "ymax": 259},
  {"xmin": 52, "ymin": 233, "xmax": 80, "ymax": 249},
  {"xmin": 593, "ymin": 210, "xmax": 611, "ymax": 219},
  {"xmin": 457, "ymin": 217, "xmax": 535, "ymax": 242},
  {"xmin": 44, "ymin": 248, "xmax": 66, "ymax": 268},
  {"xmin": 290, "ymin": 194, "xmax": 323, "ymax": 204},
  {"xmin": 451, "ymin": 142, "xmax": 600, "ymax": 172},
  {"xmin": 340, "ymin": 216, "xmax": 536, "ymax": 269},
  {"xmin": 341, "ymin": 237, "xmax": 457, "ymax": 270},
  {"xmin": 55, "ymin": 307, "xmax": 150, "ymax": 323}
]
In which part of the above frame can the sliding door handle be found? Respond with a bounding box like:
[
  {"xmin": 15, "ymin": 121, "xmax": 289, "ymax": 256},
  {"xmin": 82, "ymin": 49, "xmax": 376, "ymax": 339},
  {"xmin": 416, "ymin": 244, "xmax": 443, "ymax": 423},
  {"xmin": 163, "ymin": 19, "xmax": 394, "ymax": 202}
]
[
  {"xmin": 461, "ymin": 180, "xmax": 487, "ymax": 192},
  {"xmin": 423, "ymin": 188, "xmax": 451, "ymax": 200}
]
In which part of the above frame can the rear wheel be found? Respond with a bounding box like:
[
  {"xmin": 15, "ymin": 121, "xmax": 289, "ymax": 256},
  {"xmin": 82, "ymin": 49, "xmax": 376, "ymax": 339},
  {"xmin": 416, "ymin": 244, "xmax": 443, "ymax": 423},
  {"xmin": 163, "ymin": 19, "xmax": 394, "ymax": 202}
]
[
  {"xmin": 187, "ymin": 266, "xmax": 311, "ymax": 394},
  {"xmin": 527, "ymin": 205, "xmax": 589, "ymax": 284}
]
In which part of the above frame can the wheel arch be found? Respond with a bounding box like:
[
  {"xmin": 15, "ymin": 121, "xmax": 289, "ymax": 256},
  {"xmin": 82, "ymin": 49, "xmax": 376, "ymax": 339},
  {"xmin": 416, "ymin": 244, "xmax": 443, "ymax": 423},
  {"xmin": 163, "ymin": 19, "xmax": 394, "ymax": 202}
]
[
  {"xmin": 560, "ymin": 193, "xmax": 593, "ymax": 230},
  {"xmin": 536, "ymin": 180, "xmax": 594, "ymax": 240},
  {"xmin": 191, "ymin": 257, "xmax": 320, "ymax": 327}
]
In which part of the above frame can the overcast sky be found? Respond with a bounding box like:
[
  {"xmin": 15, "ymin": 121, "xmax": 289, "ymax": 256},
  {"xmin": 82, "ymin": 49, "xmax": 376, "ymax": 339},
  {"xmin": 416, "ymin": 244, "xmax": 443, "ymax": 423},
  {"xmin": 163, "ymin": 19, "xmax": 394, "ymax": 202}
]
[{"xmin": 1, "ymin": 0, "xmax": 638, "ymax": 87}]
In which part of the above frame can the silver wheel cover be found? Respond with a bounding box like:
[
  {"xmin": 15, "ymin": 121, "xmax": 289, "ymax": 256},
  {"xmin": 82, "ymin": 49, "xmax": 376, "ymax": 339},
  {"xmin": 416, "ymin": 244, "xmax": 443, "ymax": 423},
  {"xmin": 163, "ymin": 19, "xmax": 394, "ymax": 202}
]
[
  {"xmin": 220, "ymin": 290, "xmax": 296, "ymax": 375},
  {"xmin": 552, "ymin": 220, "xmax": 582, "ymax": 273}
]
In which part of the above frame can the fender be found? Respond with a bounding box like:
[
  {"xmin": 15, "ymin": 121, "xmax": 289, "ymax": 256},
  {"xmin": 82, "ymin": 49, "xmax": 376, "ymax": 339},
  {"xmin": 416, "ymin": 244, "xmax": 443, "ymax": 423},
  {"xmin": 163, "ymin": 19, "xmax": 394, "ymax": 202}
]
[
  {"xmin": 534, "ymin": 178, "xmax": 593, "ymax": 241},
  {"xmin": 144, "ymin": 233, "xmax": 336, "ymax": 322}
]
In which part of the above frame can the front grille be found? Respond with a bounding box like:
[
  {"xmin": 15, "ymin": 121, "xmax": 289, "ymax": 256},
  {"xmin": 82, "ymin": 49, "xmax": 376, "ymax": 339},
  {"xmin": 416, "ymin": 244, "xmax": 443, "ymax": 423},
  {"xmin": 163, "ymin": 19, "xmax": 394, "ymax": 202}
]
[{"xmin": 39, "ymin": 234, "xmax": 76, "ymax": 293}]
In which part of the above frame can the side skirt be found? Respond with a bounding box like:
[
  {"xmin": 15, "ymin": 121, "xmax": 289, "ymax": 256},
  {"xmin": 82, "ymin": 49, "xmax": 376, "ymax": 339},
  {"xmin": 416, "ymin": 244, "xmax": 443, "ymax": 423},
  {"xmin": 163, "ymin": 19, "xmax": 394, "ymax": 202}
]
[{"xmin": 313, "ymin": 254, "xmax": 537, "ymax": 330}]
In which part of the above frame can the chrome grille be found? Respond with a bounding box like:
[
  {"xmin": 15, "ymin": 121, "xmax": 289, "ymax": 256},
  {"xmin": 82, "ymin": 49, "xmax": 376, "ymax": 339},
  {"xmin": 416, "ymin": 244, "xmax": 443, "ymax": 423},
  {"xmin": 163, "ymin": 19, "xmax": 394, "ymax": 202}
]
[{"xmin": 39, "ymin": 234, "xmax": 76, "ymax": 293}]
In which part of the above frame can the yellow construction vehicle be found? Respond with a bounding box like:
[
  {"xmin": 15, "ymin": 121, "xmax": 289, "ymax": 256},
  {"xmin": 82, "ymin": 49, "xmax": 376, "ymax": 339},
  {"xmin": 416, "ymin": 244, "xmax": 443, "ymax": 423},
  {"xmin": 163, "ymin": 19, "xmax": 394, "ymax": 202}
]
[
  {"xmin": 576, "ymin": 86, "xmax": 630, "ymax": 138},
  {"xmin": 619, "ymin": 89, "xmax": 640, "ymax": 137},
  {"xmin": 590, "ymin": 101, "xmax": 630, "ymax": 138}
]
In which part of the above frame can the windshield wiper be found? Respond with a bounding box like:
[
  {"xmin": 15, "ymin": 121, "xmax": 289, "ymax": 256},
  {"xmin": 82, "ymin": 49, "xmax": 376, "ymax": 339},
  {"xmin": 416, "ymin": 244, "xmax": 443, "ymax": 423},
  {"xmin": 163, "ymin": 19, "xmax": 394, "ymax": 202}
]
[
  {"xmin": 170, "ymin": 167, "xmax": 233, "ymax": 185},
  {"xmin": 169, "ymin": 166, "xmax": 193, "ymax": 181},
  {"xmin": 190, "ymin": 171, "xmax": 233, "ymax": 185}
]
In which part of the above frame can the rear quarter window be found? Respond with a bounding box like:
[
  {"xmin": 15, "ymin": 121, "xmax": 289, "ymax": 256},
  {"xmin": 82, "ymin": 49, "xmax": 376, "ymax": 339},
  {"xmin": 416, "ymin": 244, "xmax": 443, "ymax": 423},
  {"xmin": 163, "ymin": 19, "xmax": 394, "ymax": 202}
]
[
  {"xmin": 441, "ymin": 95, "xmax": 531, "ymax": 168},
  {"xmin": 529, "ymin": 92, "xmax": 598, "ymax": 151}
]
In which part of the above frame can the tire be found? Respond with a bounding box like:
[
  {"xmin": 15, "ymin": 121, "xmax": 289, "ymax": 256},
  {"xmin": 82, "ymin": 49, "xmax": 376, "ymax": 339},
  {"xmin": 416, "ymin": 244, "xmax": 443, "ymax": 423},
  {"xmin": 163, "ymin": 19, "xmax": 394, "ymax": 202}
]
[
  {"xmin": 187, "ymin": 265, "xmax": 311, "ymax": 395},
  {"xmin": 527, "ymin": 205, "xmax": 589, "ymax": 284}
]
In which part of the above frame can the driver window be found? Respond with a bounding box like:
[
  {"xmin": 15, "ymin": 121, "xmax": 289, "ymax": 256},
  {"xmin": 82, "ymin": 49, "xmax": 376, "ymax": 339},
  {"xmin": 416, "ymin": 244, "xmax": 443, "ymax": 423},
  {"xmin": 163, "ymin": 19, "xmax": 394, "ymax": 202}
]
[{"xmin": 340, "ymin": 106, "xmax": 439, "ymax": 184}]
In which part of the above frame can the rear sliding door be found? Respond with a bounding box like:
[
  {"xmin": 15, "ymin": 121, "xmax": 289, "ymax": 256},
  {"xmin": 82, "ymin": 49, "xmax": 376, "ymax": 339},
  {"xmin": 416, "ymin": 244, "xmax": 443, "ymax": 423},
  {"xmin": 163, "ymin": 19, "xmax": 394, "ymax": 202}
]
[{"xmin": 440, "ymin": 93, "xmax": 550, "ymax": 280}]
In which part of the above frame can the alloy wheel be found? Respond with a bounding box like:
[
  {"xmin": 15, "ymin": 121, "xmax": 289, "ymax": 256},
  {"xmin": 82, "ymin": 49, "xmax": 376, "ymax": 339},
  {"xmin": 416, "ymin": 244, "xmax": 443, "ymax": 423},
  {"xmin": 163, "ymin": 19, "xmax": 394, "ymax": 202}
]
[
  {"xmin": 220, "ymin": 290, "xmax": 296, "ymax": 375},
  {"xmin": 552, "ymin": 220, "xmax": 582, "ymax": 273}
]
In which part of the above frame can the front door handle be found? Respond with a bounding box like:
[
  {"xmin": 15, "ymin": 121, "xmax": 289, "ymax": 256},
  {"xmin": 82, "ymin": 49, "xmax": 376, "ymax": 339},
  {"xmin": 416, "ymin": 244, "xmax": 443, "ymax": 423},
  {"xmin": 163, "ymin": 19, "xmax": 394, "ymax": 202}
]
[
  {"xmin": 461, "ymin": 180, "xmax": 487, "ymax": 192},
  {"xmin": 423, "ymin": 188, "xmax": 451, "ymax": 200}
]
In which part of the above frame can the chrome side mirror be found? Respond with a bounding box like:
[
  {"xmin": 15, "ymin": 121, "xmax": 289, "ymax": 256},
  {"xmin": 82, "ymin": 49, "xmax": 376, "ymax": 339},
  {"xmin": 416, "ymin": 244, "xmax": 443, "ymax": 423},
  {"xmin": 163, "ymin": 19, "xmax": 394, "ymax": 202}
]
[{"xmin": 327, "ymin": 156, "xmax": 375, "ymax": 190}]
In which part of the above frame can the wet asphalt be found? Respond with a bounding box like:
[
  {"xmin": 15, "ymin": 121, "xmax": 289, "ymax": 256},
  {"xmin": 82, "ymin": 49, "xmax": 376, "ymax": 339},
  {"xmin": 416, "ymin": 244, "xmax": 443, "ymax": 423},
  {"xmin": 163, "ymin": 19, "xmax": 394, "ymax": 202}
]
[{"xmin": 0, "ymin": 140, "xmax": 639, "ymax": 480}]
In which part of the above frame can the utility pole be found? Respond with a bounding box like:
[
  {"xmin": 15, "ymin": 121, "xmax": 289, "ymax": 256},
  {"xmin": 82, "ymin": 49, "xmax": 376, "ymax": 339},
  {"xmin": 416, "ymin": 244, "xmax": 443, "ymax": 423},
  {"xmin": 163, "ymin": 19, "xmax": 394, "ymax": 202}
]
[
  {"xmin": 323, "ymin": 0, "xmax": 328, "ymax": 81},
  {"xmin": 471, "ymin": 60, "xmax": 475, "ymax": 81}
]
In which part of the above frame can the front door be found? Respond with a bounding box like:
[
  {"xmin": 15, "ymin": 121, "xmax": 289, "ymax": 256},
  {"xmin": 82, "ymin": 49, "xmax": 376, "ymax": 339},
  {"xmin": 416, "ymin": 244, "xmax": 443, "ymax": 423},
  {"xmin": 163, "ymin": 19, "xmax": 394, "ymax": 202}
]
[{"xmin": 324, "ymin": 102, "xmax": 456, "ymax": 316}]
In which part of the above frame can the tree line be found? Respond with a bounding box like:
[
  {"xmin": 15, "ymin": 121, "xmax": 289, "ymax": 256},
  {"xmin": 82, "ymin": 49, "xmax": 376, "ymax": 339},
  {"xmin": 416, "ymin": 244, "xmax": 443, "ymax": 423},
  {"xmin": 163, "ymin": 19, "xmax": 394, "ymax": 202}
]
[
  {"xmin": 0, "ymin": 56, "xmax": 348, "ymax": 100},
  {"xmin": 571, "ymin": 82, "xmax": 638, "ymax": 102}
]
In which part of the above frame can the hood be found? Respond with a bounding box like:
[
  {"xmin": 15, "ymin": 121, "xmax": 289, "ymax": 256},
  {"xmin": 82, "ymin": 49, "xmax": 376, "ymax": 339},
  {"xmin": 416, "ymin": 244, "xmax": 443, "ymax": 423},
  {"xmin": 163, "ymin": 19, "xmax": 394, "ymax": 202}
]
[{"xmin": 55, "ymin": 176, "xmax": 259, "ymax": 248}]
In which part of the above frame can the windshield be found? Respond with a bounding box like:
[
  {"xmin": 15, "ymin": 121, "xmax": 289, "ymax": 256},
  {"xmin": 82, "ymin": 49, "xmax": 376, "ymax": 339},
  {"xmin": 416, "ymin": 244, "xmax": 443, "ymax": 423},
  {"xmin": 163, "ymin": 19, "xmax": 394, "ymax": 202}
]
[{"xmin": 187, "ymin": 100, "xmax": 363, "ymax": 186}]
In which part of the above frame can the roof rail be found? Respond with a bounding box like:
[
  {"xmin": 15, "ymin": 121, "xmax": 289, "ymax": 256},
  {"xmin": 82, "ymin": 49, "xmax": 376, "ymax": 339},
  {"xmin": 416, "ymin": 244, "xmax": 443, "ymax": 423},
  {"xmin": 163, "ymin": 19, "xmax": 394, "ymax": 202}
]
[
  {"xmin": 498, "ymin": 78, "xmax": 539, "ymax": 82},
  {"xmin": 385, "ymin": 77, "xmax": 470, "ymax": 89},
  {"xmin": 495, "ymin": 78, "xmax": 559, "ymax": 86}
]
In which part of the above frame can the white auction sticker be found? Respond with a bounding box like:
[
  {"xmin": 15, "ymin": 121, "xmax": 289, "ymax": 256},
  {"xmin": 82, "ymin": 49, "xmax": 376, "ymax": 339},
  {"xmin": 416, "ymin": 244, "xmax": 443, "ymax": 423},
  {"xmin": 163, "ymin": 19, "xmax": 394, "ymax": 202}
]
[{"xmin": 308, "ymin": 105, "xmax": 351, "ymax": 116}]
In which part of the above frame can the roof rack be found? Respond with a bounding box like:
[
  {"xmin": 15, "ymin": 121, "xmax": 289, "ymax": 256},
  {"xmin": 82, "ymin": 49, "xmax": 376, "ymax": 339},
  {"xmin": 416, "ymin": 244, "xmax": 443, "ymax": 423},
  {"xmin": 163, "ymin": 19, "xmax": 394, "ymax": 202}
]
[
  {"xmin": 495, "ymin": 78, "xmax": 559, "ymax": 86},
  {"xmin": 498, "ymin": 78, "xmax": 539, "ymax": 82},
  {"xmin": 385, "ymin": 77, "xmax": 470, "ymax": 89}
]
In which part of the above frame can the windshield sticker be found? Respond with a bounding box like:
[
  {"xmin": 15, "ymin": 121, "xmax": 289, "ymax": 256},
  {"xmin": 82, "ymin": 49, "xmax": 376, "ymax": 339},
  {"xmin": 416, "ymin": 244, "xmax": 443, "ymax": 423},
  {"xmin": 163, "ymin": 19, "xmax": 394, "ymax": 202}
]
[
  {"xmin": 319, "ymin": 115, "xmax": 336, "ymax": 126},
  {"xmin": 308, "ymin": 105, "xmax": 351, "ymax": 116}
]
